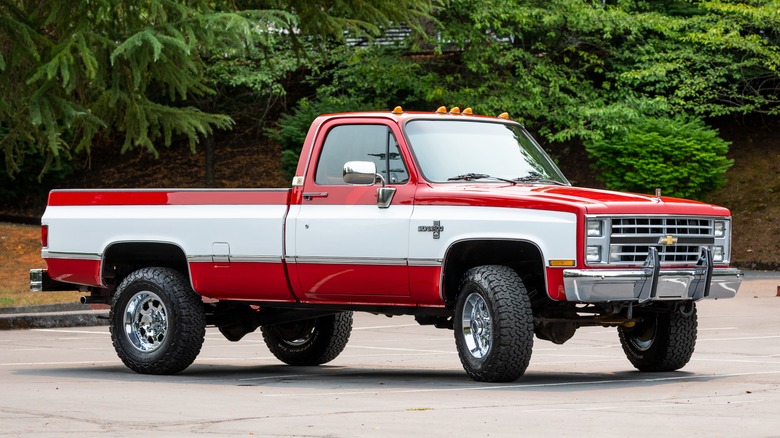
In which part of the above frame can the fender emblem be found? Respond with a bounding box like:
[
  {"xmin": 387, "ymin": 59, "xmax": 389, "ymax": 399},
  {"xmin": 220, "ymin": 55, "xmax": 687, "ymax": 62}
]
[
  {"xmin": 658, "ymin": 235, "xmax": 678, "ymax": 245},
  {"xmin": 418, "ymin": 221, "xmax": 444, "ymax": 239}
]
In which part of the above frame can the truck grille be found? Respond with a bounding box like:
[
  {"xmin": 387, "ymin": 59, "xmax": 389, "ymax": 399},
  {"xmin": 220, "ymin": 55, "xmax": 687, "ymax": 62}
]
[{"xmin": 610, "ymin": 217, "xmax": 714, "ymax": 264}]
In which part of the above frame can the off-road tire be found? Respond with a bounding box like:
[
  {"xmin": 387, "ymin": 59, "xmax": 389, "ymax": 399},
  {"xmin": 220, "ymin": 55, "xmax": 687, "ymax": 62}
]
[
  {"xmin": 454, "ymin": 265, "xmax": 534, "ymax": 382},
  {"xmin": 261, "ymin": 312, "xmax": 353, "ymax": 366},
  {"xmin": 110, "ymin": 267, "xmax": 206, "ymax": 374},
  {"xmin": 618, "ymin": 304, "xmax": 697, "ymax": 372}
]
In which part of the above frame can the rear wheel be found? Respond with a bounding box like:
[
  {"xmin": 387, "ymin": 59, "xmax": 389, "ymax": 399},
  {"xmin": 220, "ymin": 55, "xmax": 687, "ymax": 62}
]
[
  {"xmin": 261, "ymin": 312, "xmax": 353, "ymax": 366},
  {"xmin": 110, "ymin": 267, "xmax": 206, "ymax": 374},
  {"xmin": 454, "ymin": 265, "xmax": 534, "ymax": 382},
  {"xmin": 618, "ymin": 304, "xmax": 697, "ymax": 372}
]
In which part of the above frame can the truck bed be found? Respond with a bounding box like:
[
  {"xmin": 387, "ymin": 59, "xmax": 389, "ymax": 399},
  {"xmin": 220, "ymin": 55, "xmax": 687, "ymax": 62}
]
[{"xmin": 42, "ymin": 189, "xmax": 294, "ymax": 301}]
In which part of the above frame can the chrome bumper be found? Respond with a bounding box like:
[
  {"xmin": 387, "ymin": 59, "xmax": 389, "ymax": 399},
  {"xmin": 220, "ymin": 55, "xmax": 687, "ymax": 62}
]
[
  {"xmin": 29, "ymin": 269, "xmax": 78, "ymax": 292},
  {"xmin": 563, "ymin": 247, "xmax": 743, "ymax": 303}
]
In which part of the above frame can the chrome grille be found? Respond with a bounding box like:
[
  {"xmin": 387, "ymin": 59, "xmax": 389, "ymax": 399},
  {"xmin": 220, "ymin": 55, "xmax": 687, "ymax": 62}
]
[
  {"xmin": 611, "ymin": 217, "xmax": 713, "ymax": 236},
  {"xmin": 610, "ymin": 217, "xmax": 714, "ymax": 264}
]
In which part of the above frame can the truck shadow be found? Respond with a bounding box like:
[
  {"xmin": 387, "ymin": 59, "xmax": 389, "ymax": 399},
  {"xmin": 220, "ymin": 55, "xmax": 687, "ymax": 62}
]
[{"xmin": 16, "ymin": 364, "xmax": 724, "ymax": 393}]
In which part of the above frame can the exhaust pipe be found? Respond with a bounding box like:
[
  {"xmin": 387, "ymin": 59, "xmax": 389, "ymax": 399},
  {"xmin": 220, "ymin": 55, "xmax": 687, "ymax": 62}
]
[{"xmin": 81, "ymin": 295, "xmax": 110, "ymax": 305}]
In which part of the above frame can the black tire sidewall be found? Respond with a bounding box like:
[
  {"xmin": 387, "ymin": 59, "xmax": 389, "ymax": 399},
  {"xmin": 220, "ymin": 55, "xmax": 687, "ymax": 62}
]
[
  {"xmin": 262, "ymin": 312, "xmax": 353, "ymax": 366},
  {"xmin": 453, "ymin": 265, "xmax": 534, "ymax": 382},
  {"xmin": 618, "ymin": 305, "xmax": 697, "ymax": 372}
]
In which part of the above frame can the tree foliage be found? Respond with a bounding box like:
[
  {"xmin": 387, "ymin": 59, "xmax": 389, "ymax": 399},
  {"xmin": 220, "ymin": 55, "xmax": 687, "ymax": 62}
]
[
  {"xmin": 0, "ymin": 0, "xmax": 290, "ymax": 177},
  {"xmin": 278, "ymin": 0, "xmax": 780, "ymax": 196},
  {"xmin": 0, "ymin": 0, "xmax": 438, "ymax": 179},
  {"xmin": 2, "ymin": 0, "xmax": 778, "ymax": 201},
  {"xmin": 586, "ymin": 116, "xmax": 732, "ymax": 199}
]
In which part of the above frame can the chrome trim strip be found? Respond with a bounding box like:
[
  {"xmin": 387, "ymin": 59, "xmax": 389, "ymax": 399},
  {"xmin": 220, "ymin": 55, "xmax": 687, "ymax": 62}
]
[
  {"xmin": 289, "ymin": 256, "xmax": 408, "ymax": 266},
  {"xmin": 42, "ymin": 251, "xmax": 101, "ymax": 261},
  {"xmin": 187, "ymin": 255, "xmax": 283, "ymax": 263},
  {"xmin": 408, "ymin": 258, "xmax": 443, "ymax": 267}
]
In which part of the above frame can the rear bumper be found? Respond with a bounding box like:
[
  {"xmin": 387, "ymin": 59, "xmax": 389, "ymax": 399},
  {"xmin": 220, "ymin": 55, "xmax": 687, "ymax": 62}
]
[
  {"xmin": 562, "ymin": 247, "xmax": 742, "ymax": 303},
  {"xmin": 29, "ymin": 269, "xmax": 79, "ymax": 292}
]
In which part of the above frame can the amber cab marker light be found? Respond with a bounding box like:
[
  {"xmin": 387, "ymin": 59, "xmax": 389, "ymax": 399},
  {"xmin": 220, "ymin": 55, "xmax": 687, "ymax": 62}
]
[
  {"xmin": 392, "ymin": 106, "xmax": 403, "ymax": 115},
  {"xmin": 463, "ymin": 108, "xmax": 473, "ymax": 115},
  {"xmin": 450, "ymin": 107, "xmax": 461, "ymax": 115},
  {"xmin": 498, "ymin": 112, "xmax": 510, "ymax": 120},
  {"xmin": 436, "ymin": 106, "xmax": 447, "ymax": 114}
]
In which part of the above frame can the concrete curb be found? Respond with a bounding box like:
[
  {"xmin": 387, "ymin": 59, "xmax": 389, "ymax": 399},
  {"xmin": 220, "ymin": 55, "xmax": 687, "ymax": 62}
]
[{"xmin": 0, "ymin": 303, "xmax": 109, "ymax": 330}]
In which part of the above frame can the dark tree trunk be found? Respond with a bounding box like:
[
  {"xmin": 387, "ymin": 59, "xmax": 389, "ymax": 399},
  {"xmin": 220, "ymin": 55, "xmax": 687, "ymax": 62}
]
[{"xmin": 204, "ymin": 135, "xmax": 216, "ymax": 187}]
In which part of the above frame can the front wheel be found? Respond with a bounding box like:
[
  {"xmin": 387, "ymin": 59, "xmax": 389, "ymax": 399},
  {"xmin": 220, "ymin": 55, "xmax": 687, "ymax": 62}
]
[
  {"xmin": 109, "ymin": 267, "xmax": 206, "ymax": 374},
  {"xmin": 261, "ymin": 312, "xmax": 353, "ymax": 366},
  {"xmin": 618, "ymin": 304, "xmax": 697, "ymax": 372},
  {"xmin": 454, "ymin": 265, "xmax": 534, "ymax": 382}
]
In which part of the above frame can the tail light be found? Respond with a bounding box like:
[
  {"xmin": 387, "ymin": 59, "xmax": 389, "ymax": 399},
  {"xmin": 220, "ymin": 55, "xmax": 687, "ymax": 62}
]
[{"xmin": 41, "ymin": 225, "xmax": 49, "ymax": 248}]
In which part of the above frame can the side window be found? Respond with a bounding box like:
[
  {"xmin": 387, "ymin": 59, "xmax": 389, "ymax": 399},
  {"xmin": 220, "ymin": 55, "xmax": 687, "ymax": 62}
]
[{"xmin": 315, "ymin": 124, "xmax": 409, "ymax": 185}]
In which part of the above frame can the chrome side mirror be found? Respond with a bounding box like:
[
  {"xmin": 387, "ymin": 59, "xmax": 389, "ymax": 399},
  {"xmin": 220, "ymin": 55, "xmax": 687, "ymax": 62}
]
[
  {"xmin": 343, "ymin": 161, "xmax": 396, "ymax": 208},
  {"xmin": 343, "ymin": 161, "xmax": 378, "ymax": 185}
]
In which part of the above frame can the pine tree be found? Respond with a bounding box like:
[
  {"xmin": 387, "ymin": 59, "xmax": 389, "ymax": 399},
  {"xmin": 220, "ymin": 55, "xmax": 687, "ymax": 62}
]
[{"xmin": 0, "ymin": 0, "xmax": 437, "ymax": 178}]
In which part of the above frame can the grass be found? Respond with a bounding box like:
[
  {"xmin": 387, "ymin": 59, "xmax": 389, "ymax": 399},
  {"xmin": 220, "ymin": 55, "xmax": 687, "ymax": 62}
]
[{"xmin": 0, "ymin": 222, "xmax": 83, "ymax": 308}]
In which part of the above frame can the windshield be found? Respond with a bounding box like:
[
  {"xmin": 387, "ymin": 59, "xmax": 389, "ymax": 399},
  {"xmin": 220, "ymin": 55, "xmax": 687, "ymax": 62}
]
[{"xmin": 404, "ymin": 120, "xmax": 569, "ymax": 185}]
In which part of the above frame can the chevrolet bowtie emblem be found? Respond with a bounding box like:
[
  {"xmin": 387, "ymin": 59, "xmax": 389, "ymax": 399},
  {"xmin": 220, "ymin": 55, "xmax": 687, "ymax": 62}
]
[{"xmin": 658, "ymin": 235, "xmax": 678, "ymax": 245}]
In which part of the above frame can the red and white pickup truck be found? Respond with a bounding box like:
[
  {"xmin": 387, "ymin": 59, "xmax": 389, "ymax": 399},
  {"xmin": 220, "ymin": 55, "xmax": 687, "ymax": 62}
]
[{"xmin": 31, "ymin": 107, "xmax": 743, "ymax": 382}]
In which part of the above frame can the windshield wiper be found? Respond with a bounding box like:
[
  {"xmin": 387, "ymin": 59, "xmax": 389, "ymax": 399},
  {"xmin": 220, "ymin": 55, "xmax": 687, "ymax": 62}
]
[
  {"xmin": 512, "ymin": 175, "xmax": 568, "ymax": 186},
  {"xmin": 447, "ymin": 173, "xmax": 517, "ymax": 184}
]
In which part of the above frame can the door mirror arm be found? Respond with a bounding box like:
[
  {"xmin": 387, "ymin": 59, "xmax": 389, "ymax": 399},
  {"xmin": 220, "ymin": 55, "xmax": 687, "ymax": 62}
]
[{"xmin": 343, "ymin": 161, "xmax": 397, "ymax": 208}]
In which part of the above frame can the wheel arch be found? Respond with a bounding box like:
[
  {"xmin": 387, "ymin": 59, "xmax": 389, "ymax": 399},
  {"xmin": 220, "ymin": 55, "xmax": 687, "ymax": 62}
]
[
  {"xmin": 101, "ymin": 241, "xmax": 191, "ymax": 289},
  {"xmin": 441, "ymin": 239, "xmax": 547, "ymax": 306}
]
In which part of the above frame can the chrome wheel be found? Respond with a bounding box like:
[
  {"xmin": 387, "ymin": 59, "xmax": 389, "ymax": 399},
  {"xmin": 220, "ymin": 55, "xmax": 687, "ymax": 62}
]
[
  {"xmin": 461, "ymin": 292, "xmax": 492, "ymax": 358},
  {"xmin": 628, "ymin": 317, "xmax": 658, "ymax": 352},
  {"xmin": 272, "ymin": 320, "xmax": 317, "ymax": 347},
  {"xmin": 630, "ymin": 334, "xmax": 654, "ymax": 351},
  {"xmin": 123, "ymin": 290, "xmax": 169, "ymax": 353}
]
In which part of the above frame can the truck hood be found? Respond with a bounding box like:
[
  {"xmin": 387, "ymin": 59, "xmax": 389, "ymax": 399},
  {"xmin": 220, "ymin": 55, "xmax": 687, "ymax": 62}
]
[{"xmin": 414, "ymin": 184, "xmax": 732, "ymax": 216}]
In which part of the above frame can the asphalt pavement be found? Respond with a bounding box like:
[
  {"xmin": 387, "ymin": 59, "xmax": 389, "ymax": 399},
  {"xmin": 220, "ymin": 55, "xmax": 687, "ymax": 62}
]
[{"xmin": 0, "ymin": 273, "xmax": 778, "ymax": 437}]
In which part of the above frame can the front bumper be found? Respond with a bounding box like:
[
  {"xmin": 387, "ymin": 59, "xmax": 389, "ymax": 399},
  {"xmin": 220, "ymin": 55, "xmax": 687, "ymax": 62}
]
[{"xmin": 563, "ymin": 247, "xmax": 743, "ymax": 303}]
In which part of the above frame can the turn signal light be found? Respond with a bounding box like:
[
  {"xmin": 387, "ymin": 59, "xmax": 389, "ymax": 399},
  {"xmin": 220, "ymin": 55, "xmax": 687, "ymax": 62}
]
[{"xmin": 41, "ymin": 225, "xmax": 49, "ymax": 248}]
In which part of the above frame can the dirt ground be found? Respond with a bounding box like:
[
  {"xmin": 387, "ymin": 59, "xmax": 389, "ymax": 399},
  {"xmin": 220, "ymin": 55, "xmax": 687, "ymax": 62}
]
[{"xmin": 0, "ymin": 223, "xmax": 82, "ymax": 307}]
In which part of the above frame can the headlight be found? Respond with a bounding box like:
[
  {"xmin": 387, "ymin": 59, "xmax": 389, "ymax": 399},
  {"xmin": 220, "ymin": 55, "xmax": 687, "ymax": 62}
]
[
  {"xmin": 714, "ymin": 221, "xmax": 726, "ymax": 238},
  {"xmin": 587, "ymin": 220, "xmax": 603, "ymax": 237},
  {"xmin": 586, "ymin": 246, "xmax": 602, "ymax": 262},
  {"xmin": 712, "ymin": 246, "xmax": 724, "ymax": 263}
]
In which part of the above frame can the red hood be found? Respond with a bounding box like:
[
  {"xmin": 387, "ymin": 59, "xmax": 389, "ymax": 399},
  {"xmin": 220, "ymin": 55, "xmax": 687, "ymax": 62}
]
[{"xmin": 414, "ymin": 184, "xmax": 731, "ymax": 217}]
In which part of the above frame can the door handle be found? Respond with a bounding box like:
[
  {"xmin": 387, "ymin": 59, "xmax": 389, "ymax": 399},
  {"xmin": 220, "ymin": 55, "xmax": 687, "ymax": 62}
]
[{"xmin": 303, "ymin": 192, "xmax": 329, "ymax": 201}]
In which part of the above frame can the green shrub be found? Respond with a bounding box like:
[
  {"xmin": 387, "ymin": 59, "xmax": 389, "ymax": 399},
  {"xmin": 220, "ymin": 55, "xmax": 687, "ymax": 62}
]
[{"xmin": 585, "ymin": 116, "xmax": 732, "ymax": 200}]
